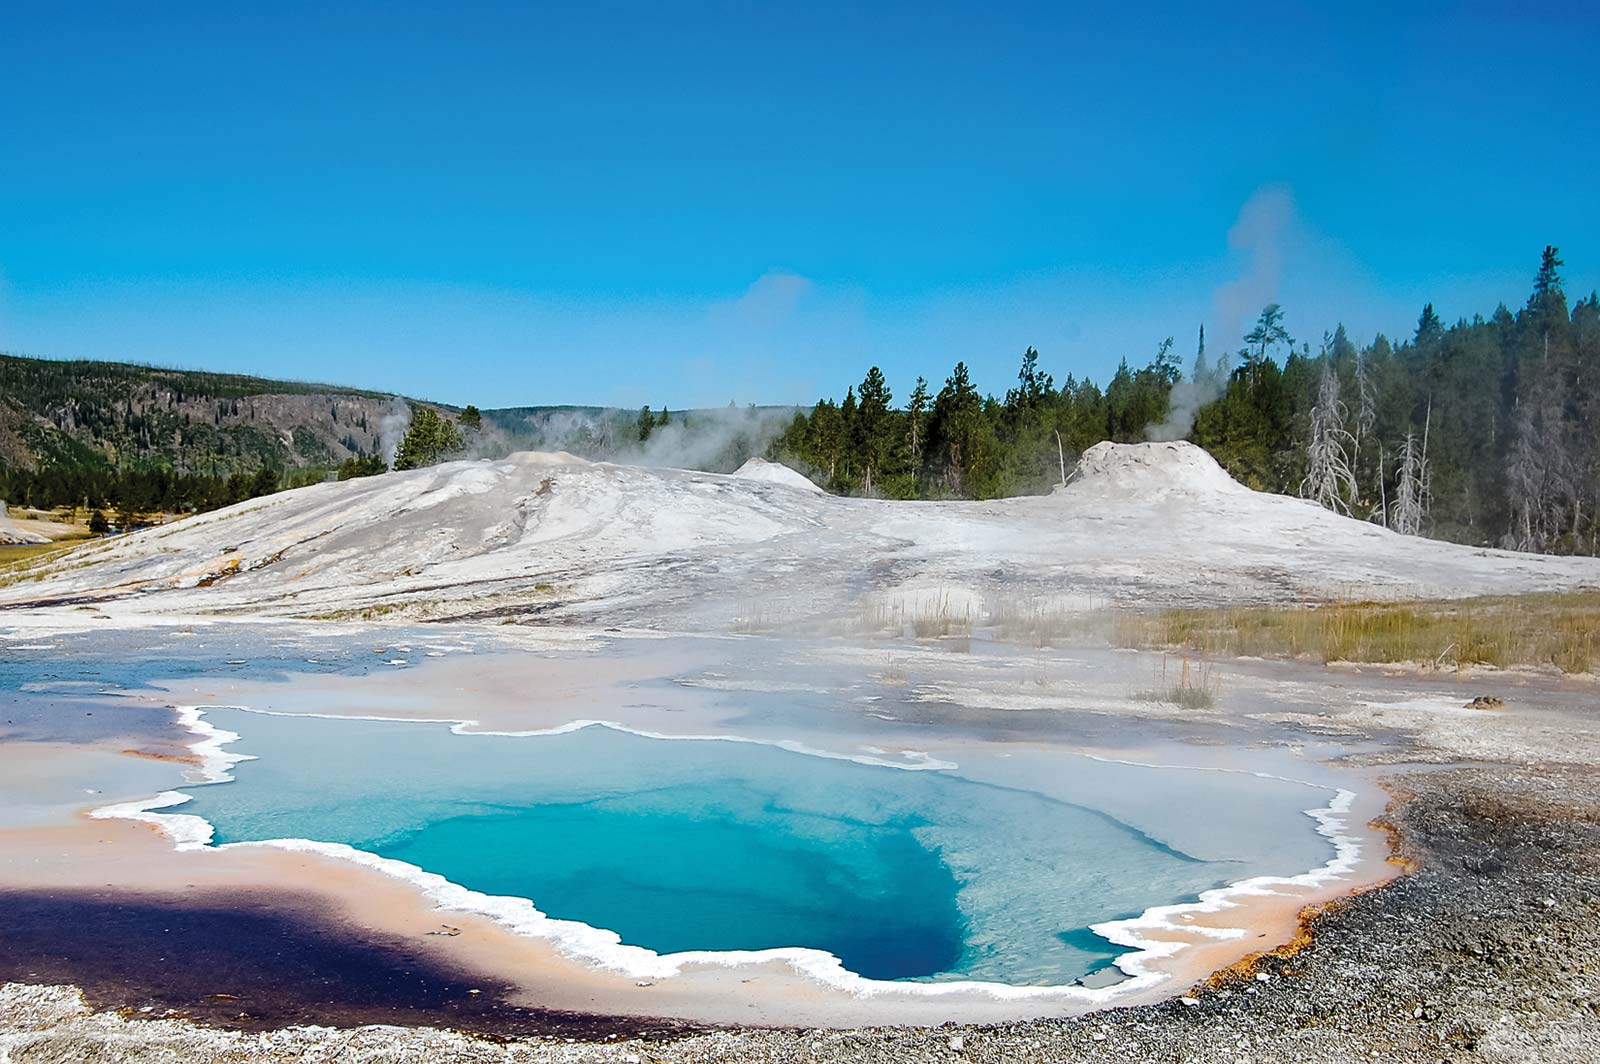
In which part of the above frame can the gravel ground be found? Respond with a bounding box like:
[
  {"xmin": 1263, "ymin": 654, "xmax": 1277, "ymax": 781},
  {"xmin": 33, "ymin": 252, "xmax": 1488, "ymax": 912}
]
[{"xmin": 4, "ymin": 763, "xmax": 1597, "ymax": 1063}]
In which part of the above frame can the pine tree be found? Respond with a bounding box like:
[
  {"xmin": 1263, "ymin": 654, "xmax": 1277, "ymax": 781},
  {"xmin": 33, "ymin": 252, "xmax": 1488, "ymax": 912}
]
[
  {"xmin": 1506, "ymin": 246, "xmax": 1578, "ymax": 549},
  {"xmin": 1007, "ymin": 347, "xmax": 1052, "ymax": 408},
  {"xmin": 1243, "ymin": 304, "xmax": 1292, "ymax": 364},
  {"xmin": 928, "ymin": 362, "xmax": 989, "ymax": 496},
  {"xmin": 853, "ymin": 367, "xmax": 894, "ymax": 496},
  {"xmin": 1529, "ymin": 245, "xmax": 1565, "ymax": 313},
  {"xmin": 906, "ymin": 376, "xmax": 930, "ymax": 472},
  {"xmin": 1153, "ymin": 336, "xmax": 1181, "ymax": 384},
  {"xmin": 806, "ymin": 399, "xmax": 846, "ymax": 483},
  {"xmin": 1415, "ymin": 304, "xmax": 1443, "ymax": 345},
  {"xmin": 393, "ymin": 408, "xmax": 464, "ymax": 471}
]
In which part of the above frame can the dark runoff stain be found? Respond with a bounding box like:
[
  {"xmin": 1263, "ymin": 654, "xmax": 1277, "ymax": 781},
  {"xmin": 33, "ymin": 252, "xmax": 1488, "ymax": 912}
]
[{"xmin": 0, "ymin": 888, "xmax": 700, "ymax": 1041}]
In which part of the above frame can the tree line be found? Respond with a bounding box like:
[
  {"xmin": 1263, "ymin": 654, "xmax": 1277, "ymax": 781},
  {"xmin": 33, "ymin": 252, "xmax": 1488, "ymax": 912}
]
[
  {"xmin": 0, "ymin": 463, "xmax": 326, "ymax": 527},
  {"xmin": 7, "ymin": 249, "xmax": 1593, "ymax": 556},
  {"xmin": 769, "ymin": 247, "xmax": 1599, "ymax": 555}
]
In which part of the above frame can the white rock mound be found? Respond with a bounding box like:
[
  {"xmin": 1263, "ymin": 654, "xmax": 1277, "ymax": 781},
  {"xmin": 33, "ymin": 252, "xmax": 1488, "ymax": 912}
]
[
  {"xmin": 1064, "ymin": 441, "xmax": 1247, "ymax": 498},
  {"xmin": 732, "ymin": 457, "xmax": 825, "ymax": 494},
  {"xmin": 4, "ymin": 442, "xmax": 1598, "ymax": 622}
]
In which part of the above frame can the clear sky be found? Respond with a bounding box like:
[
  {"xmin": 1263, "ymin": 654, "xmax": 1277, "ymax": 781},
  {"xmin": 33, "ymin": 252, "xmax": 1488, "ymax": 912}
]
[{"xmin": 2, "ymin": 2, "xmax": 1596, "ymax": 409}]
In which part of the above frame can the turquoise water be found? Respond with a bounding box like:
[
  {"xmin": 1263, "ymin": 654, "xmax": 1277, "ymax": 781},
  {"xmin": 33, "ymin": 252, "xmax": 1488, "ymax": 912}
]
[
  {"xmin": 181, "ymin": 710, "xmax": 1329, "ymax": 985},
  {"xmin": 381, "ymin": 790, "xmax": 964, "ymax": 978}
]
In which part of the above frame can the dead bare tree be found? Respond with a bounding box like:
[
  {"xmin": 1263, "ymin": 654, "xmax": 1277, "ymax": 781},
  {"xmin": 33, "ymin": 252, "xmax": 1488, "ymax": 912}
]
[
  {"xmin": 1301, "ymin": 357, "xmax": 1358, "ymax": 514},
  {"xmin": 1390, "ymin": 430, "xmax": 1431, "ymax": 536},
  {"xmin": 1506, "ymin": 389, "xmax": 1579, "ymax": 552},
  {"xmin": 1354, "ymin": 349, "xmax": 1378, "ymax": 502}
]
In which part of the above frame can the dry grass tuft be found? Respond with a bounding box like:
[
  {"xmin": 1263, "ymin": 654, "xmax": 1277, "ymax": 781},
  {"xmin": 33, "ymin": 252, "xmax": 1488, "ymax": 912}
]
[
  {"xmin": 988, "ymin": 594, "xmax": 1102, "ymax": 647},
  {"xmin": 848, "ymin": 590, "xmax": 975, "ymax": 641},
  {"xmin": 878, "ymin": 655, "xmax": 909, "ymax": 686},
  {"xmin": 1112, "ymin": 592, "xmax": 1600, "ymax": 675},
  {"xmin": 1134, "ymin": 654, "xmax": 1217, "ymax": 709},
  {"xmin": 982, "ymin": 588, "xmax": 1598, "ymax": 675}
]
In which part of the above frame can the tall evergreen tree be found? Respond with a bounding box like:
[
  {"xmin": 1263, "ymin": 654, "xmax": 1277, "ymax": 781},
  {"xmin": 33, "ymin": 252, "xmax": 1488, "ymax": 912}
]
[
  {"xmin": 927, "ymin": 362, "xmax": 993, "ymax": 496},
  {"xmin": 853, "ymin": 367, "xmax": 894, "ymax": 496},
  {"xmin": 1530, "ymin": 245, "xmax": 1565, "ymax": 314},
  {"xmin": 905, "ymin": 376, "xmax": 930, "ymax": 473},
  {"xmin": 1415, "ymin": 304, "xmax": 1444, "ymax": 344}
]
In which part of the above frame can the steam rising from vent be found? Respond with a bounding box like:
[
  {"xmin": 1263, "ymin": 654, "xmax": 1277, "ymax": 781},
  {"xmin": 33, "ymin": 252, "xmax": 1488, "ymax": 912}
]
[
  {"xmin": 1212, "ymin": 185, "xmax": 1292, "ymax": 351},
  {"xmin": 378, "ymin": 399, "xmax": 412, "ymax": 466},
  {"xmin": 635, "ymin": 406, "xmax": 797, "ymax": 471},
  {"xmin": 1147, "ymin": 361, "xmax": 1223, "ymax": 443},
  {"xmin": 1147, "ymin": 184, "xmax": 1294, "ymax": 442},
  {"xmin": 511, "ymin": 404, "xmax": 800, "ymax": 474}
]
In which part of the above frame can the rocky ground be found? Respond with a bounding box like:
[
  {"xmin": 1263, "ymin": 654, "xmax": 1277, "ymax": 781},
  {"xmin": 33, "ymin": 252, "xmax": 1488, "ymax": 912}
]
[{"xmin": 3, "ymin": 762, "xmax": 1596, "ymax": 1063}]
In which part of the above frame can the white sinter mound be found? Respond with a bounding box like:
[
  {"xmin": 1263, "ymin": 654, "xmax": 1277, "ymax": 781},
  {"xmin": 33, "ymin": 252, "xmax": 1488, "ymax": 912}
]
[
  {"xmin": 732, "ymin": 458, "xmax": 825, "ymax": 494},
  {"xmin": 1064, "ymin": 441, "xmax": 1247, "ymax": 498},
  {"xmin": 3, "ymin": 442, "xmax": 1596, "ymax": 625}
]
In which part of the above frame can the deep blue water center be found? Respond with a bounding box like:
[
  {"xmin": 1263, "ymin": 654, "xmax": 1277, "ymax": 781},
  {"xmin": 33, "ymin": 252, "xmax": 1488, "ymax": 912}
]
[{"xmin": 381, "ymin": 792, "xmax": 965, "ymax": 978}]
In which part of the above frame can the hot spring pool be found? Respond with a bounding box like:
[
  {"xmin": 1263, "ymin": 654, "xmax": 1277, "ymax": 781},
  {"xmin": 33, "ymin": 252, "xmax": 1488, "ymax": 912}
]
[{"xmin": 171, "ymin": 708, "xmax": 1348, "ymax": 988}]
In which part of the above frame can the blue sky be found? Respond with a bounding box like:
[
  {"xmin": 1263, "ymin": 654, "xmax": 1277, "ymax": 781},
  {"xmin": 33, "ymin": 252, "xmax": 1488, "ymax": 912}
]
[{"xmin": 2, "ymin": 2, "xmax": 1596, "ymax": 408}]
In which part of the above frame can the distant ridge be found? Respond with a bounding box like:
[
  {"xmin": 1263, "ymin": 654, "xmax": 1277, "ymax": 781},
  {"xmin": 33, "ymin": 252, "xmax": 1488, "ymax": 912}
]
[
  {"xmin": 0, "ymin": 352, "xmax": 801, "ymax": 517},
  {"xmin": 0, "ymin": 350, "xmax": 421, "ymax": 479}
]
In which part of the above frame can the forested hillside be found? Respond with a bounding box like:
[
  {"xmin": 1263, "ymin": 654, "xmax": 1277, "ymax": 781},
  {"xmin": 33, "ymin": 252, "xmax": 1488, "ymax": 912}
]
[
  {"xmin": 770, "ymin": 248, "xmax": 1600, "ymax": 555},
  {"xmin": 0, "ymin": 354, "xmax": 787, "ymax": 517},
  {"xmin": 0, "ymin": 355, "xmax": 410, "ymax": 512}
]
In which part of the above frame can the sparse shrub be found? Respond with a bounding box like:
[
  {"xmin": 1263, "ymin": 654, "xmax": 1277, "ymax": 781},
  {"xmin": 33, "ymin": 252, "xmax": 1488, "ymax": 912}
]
[{"xmin": 337, "ymin": 454, "xmax": 387, "ymax": 480}]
